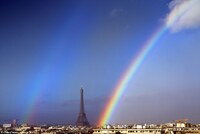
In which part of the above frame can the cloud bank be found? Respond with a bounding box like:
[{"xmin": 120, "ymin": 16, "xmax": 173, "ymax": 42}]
[{"xmin": 165, "ymin": 0, "xmax": 200, "ymax": 32}]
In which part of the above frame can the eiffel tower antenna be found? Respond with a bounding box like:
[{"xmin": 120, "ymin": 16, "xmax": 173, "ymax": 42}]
[{"xmin": 76, "ymin": 87, "xmax": 90, "ymax": 126}]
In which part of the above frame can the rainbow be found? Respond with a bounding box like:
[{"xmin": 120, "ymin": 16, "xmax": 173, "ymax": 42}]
[
  {"xmin": 22, "ymin": 43, "xmax": 63, "ymax": 124},
  {"xmin": 98, "ymin": 0, "xmax": 194, "ymax": 126},
  {"xmin": 98, "ymin": 25, "xmax": 167, "ymax": 126},
  {"xmin": 22, "ymin": 65, "xmax": 52, "ymax": 124}
]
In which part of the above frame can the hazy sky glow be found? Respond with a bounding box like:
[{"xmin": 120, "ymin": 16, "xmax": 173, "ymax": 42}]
[{"xmin": 0, "ymin": 0, "xmax": 200, "ymax": 125}]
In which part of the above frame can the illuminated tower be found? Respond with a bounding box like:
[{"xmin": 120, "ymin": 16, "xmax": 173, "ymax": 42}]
[{"xmin": 76, "ymin": 88, "xmax": 90, "ymax": 126}]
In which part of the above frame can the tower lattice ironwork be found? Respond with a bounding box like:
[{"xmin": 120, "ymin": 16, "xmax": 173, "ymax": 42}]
[{"xmin": 76, "ymin": 88, "xmax": 90, "ymax": 126}]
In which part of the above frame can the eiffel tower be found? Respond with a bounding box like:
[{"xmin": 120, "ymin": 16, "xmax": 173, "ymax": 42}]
[{"xmin": 76, "ymin": 88, "xmax": 90, "ymax": 126}]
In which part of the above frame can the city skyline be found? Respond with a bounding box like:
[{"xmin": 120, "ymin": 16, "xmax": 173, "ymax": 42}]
[{"xmin": 0, "ymin": 0, "xmax": 200, "ymax": 125}]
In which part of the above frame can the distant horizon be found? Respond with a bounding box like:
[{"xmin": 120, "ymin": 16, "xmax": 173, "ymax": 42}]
[{"xmin": 1, "ymin": 118, "xmax": 200, "ymax": 126}]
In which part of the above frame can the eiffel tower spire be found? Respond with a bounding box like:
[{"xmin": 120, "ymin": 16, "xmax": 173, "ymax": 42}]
[{"xmin": 76, "ymin": 87, "xmax": 90, "ymax": 126}]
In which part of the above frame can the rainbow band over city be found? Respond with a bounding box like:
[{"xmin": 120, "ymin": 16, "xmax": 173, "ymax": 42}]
[
  {"xmin": 98, "ymin": 25, "xmax": 167, "ymax": 126},
  {"xmin": 98, "ymin": 0, "xmax": 192, "ymax": 126}
]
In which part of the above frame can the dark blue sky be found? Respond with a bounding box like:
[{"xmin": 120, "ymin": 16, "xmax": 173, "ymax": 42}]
[{"xmin": 0, "ymin": 0, "xmax": 200, "ymax": 125}]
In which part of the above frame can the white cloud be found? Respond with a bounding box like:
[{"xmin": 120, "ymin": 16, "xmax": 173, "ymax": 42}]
[
  {"xmin": 165, "ymin": 0, "xmax": 200, "ymax": 32},
  {"xmin": 110, "ymin": 9, "xmax": 124, "ymax": 17}
]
